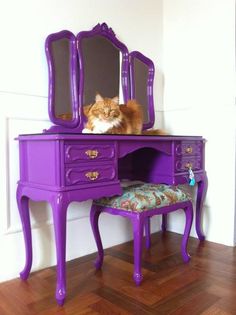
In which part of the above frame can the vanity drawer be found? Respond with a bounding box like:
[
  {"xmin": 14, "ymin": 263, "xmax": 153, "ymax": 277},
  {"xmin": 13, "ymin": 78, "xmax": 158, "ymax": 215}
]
[
  {"xmin": 175, "ymin": 156, "xmax": 202, "ymax": 173},
  {"xmin": 65, "ymin": 163, "xmax": 116, "ymax": 186},
  {"xmin": 64, "ymin": 144, "xmax": 115, "ymax": 163},
  {"xmin": 175, "ymin": 141, "xmax": 202, "ymax": 156}
]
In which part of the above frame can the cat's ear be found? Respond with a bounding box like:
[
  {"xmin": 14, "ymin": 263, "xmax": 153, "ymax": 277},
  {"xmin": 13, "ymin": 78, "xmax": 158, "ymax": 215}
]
[
  {"xmin": 95, "ymin": 94, "xmax": 104, "ymax": 102},
  {"xmin": 112, "ymin": 96, "xmax": 119, "ymax": 104}
]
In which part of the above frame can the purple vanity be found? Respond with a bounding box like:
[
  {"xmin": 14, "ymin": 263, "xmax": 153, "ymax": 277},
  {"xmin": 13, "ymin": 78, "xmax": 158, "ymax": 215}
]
[{"xmin": 16, "ymin": 23, "xmax": 207, "ymax": 305}]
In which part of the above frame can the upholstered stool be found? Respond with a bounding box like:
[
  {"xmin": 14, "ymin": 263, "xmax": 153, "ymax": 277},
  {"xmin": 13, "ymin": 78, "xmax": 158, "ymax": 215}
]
[{"xmin": 90, "ymin": 182, "xmax": 193, "ymax": 285}]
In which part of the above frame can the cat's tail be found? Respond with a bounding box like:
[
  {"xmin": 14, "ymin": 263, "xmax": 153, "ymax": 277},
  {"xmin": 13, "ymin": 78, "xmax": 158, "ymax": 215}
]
[
  {"xmin": 125, "ymin": 99, "xmax": 142, "ymax": 112},
  {"xmin": 126, "ymin": 100, "xmax": 143, "ymax": 120},
  {"xmin": 142, "ymin": 129, "xmax": 167, "ymax": 135},
  {"xmin": 126, "ymin": 100, "xmax": 167, "ymax": 135},
  {"xmin": 125, "ymin": 100, "xmax": 143, "ymax": 134}
]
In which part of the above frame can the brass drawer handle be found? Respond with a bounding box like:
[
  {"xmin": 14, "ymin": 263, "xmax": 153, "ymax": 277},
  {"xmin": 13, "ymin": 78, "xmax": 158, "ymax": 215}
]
[
  {"xmin": 85, "ymin": 149, "xmax": 98, "ymax": 159},
  {"xmin": 185, "ymin": 162, "xmax": 193, "ymax": 169},
  {"xmin": 85, "ymin": 171, "xmax": 99, "ymax": 181},
  {"xmin": 185, "ymin": 146, "xmax": 193, "ymax": 154}
]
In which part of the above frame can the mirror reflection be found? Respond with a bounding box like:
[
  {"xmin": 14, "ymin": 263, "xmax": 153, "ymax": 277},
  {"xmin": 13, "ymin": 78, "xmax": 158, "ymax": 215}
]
[
  {"xmin": 45, "ymin": 24, "xmax": 155, "ymax": 133},
  {"xmin": 132, "ymin": 57, "xmax": 149, "ymax": 124},
  {"xmin": 51, "ymin": 38, "xmax": 73, "ymax": 120},
  {"xmin": 81, "ymin": 35, "xmax": 122, "ymax": 106}
]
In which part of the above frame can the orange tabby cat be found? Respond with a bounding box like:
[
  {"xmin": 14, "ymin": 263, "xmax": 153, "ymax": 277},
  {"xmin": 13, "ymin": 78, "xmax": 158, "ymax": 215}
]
[
  {"xmin": 58, "ymin": 94, "xmax": 167, "ymax": 135},
  {"xmin": 82, "ymin": 94, "xmax": 143, "ymax": 134}
]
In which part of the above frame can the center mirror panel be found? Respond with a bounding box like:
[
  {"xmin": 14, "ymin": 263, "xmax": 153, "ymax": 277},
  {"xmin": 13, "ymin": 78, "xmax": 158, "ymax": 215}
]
[
  {"xmin": 81, "ymin": 35, "xmax": 120, "ymax": 105},
  {"xmin": 77, "ymin": 23, "xmax": 129, "ymax": 116}
]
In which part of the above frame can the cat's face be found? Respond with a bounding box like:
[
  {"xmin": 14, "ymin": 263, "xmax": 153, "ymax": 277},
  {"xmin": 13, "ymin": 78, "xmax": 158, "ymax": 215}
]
[{"xmin": 88, "ymin": 94, "xmax": 121, "ymax": 122}]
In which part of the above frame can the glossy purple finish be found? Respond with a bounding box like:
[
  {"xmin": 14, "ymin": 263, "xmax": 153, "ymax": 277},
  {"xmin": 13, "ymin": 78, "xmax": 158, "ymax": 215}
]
[
  {"xmin": 90, "ymin": 200, "xmax": 193, "ymax": 285},
  {"xmin": 16, "ymin": 23, "xmax": 208, "ymax": 305},
  {"xmin": 196, "ymin": 176, "xmax": 208, "ymax": 241},
  {"xmin": 45, "ymin": 30, "xmax": 79, "ymax": 130},
  {"xmin": 44, "ymin": 23, "xmax": 156, "ymax": 133},
  {"xmin": 129, "ymin": 51, "xmax": 155, "ymax": 129},
  {"xmin": 77, "ymin": 22, "xmax": 130, "ymax": 108},
  {"xmin": 16, "ymin": 182, "xmax": 122, "ymax": 305},
  {"xmin": 16, "ymin": 133, "xmax": 207, "ymax": 304}
]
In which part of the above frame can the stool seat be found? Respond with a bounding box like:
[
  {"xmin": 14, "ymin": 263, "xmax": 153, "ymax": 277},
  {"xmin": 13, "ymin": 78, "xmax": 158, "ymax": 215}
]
[
  {"xmin": 94, "ymin": 183, "xmax": 191, "ymax": 212},
  {"xmin": 90, "ymin": 182, "xmax": 193, "ymax": 286}
]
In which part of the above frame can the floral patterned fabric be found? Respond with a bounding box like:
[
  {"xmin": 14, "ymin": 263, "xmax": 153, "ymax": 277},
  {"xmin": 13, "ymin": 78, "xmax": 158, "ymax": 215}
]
[{"xmin": 94, "ymin": 183, "xmax": 191, "ymax": 212}]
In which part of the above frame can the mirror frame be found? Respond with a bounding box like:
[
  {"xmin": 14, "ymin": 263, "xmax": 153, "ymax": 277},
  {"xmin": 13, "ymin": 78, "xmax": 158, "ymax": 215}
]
[
  {"xmin": 77, "ymin": 23, "xmax": 130, "ymax": 127},
  {"xmin": 129, "ymin": 51, "xmax": 155, "ymax": 130},
  {"xmin": 44, "ymin": 23, "xmax": 156, "ymax": 133},
  {"xmin": 45, "ymin": 30, "xmax": 80, "ymax": 130}
]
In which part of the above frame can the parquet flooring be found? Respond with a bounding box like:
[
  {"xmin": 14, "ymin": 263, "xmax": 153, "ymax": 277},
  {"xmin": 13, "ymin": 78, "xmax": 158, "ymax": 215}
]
[{"xmin": 0, "ymin": 231, "xmax": 236, "ymax": 314}]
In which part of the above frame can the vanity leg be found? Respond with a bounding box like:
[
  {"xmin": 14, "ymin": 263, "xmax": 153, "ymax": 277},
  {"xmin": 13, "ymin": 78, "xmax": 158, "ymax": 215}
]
[
  {"xmin": 132, "ymin": 215, "xmax": 144, "ymax": 286},
  {"xmin": 51, "ymin": 193, "xmax": 68, "ymax": 306},
  {"xmin": 196, "ymin": 174, "xmax": 208, "ymax": 241},
  {"xmin": 90, "ymin": 205, "xmax": 104, "ymax": 269},
  {"xmin": 161, "ymin": 214, "xmax": 167, "ymax": 232},
  {"xmin": 144, "ymin": 217, "xmax": 151, "ymax": 249},
  {"xmin": 17, "ymin": 186, "xmax": 32, "ymax": 280},
  {"xmin": 181, "ymin": 203, "xmax": 193, "ymax": 262}
]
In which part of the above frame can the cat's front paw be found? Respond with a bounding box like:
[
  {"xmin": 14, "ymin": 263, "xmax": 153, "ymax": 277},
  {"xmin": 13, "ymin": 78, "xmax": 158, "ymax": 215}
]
[
  {"xmin": 82, "ymin": 128, "xmax": 93, "ymax": 133},
  {"xmin": 92, "ymin": 128, "xmax": 104, "ymax": 134}
]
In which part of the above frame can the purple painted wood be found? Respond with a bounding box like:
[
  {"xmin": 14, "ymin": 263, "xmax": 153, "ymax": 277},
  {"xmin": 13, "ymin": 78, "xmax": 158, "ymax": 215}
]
[
  {"xmin": 129, "ymin": 51, "xmax": 155, "ymax": 130},
  {"xmin": 196, "ymin": 176, "xmax": 208, "ymax": 241},
  {"xmin": 16, "ymin": 176, "xmax": 122, "ymax": 305},
  {"xmin": 77, "ymin": 23, "xmax": 130, "ymax": 112},
  {"xmin": 44, "ymin": 23, "xmax": 157, "ymax": 133},
  {"xmin": 90, "ymin": 200, "xmax": 193, "ymax": 285},
  {"xmin": 144, "ymin": 218, "xmax": 151, "ymax": 249},
  {"xmin": 17, "ymin": 133, "xmax": 207, "ymax": 304},
  {"xmin": 90, "ymin": 205, "xmax": 104, "ymax": 270},
  {"xmin": 51, "ymin": 193, "xmax": 68, "ymax": 305},
  {"xmin": 65, "ymin": 143, "xmax": 115, "ymax": 162},
  {"xmin": 45, "ymin": 30, "xmax": 79, "ymax": 130},
  {"xmin": 16, "ymin": 23, "xmax": 208, "ymax": 305},
  {"xmin": 16, "ymin": 187, "xmax": 32, "ymax": 281}
]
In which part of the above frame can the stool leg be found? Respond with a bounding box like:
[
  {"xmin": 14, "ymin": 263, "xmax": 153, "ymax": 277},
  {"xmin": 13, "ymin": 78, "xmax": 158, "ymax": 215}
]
[
  {"xmin": 161, "ymin": 214, "xmax": 167, "ymax": 232},
  {"xmin": 132, "ymin": 214, "xmax": 144, "ymax": 285},
  {"xmin": 181, "ymin": 202, "xmax": 193, "ymax": 263},
  {"xmin": 144, "ymin": 217, "xmax": 151, "ymax": 249},
  {"xmin": 90, "ymin": 205, "xmax": 104, "ymax": 270}
]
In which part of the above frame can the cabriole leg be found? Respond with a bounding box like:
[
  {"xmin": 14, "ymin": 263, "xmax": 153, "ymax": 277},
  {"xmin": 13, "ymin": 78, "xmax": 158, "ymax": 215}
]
[
  {"xmin": 132, "ymin": 214, "xmax": 144, "ymax": 285},
  {"xmin": 90, "ymin": 205, "xmax": 104, "ymax": 269},
  {"xmin": 17, "ymin": 186, "xmax": 32, "ymax": 280},
  {"xmin": 144, "ymin": 217, "xmax": 151, "ymax": 249},
  {"xmin": 181, "ymin": 202, "xmax": 193, "ymax": 262},
  {"xmin": 51, "ymin": 193, "xmax": 68, "ymax": 306},
  {"xmin": 161, "ymin": 214, "xmax": 167, "ymax": 232},
  {"xmin": 196, "ymin": 175, "xmax": 208, "ymax": 241}
]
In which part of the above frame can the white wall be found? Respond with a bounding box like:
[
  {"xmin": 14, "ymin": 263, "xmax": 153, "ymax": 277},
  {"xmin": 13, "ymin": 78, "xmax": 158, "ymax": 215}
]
[
  {"xmin": 0, "ymin": 0, "xmax": 235, "ymax": 283},
  {"xmin": 0, "ymin": 0, "xmax": 163, "ymax": 281},
  {"xmin": 162, "ymin": 0, "xmax": 236, "ymax": 245}
]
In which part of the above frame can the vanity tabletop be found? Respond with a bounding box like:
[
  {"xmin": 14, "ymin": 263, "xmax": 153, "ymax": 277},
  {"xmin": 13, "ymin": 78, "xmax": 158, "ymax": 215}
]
[{"xmin": 17, "ymin": 133, "xmax": 204, "ymax": 141}]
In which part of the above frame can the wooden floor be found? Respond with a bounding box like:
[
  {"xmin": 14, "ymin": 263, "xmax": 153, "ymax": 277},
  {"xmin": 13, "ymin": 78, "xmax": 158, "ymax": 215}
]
[{"xmin": 1, "ymin": 231, "xmax": 236, "ymax": 315}]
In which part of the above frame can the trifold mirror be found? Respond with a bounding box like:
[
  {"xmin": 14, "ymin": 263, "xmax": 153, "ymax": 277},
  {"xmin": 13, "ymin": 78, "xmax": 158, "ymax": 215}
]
[{"xmin": 45, "ymin": 23, "xmax": 155, "ymax": 133}]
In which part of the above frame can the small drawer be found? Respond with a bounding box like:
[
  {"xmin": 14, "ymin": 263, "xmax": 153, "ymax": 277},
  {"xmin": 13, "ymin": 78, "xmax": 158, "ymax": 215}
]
[
  {"xmin": 175, "ymin": 156, "xmax": 202, "ymax": 173},
  {"xmin": 65, "ymin": 144, "xmax": 115, "ymax": 163},
  {"xmin": 175, "ymin": 141, "xmax": 202, "ymax": 156},
  {"xmin": 65, "ymin": 163, "xmax": 116, "ymax": 186}
]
